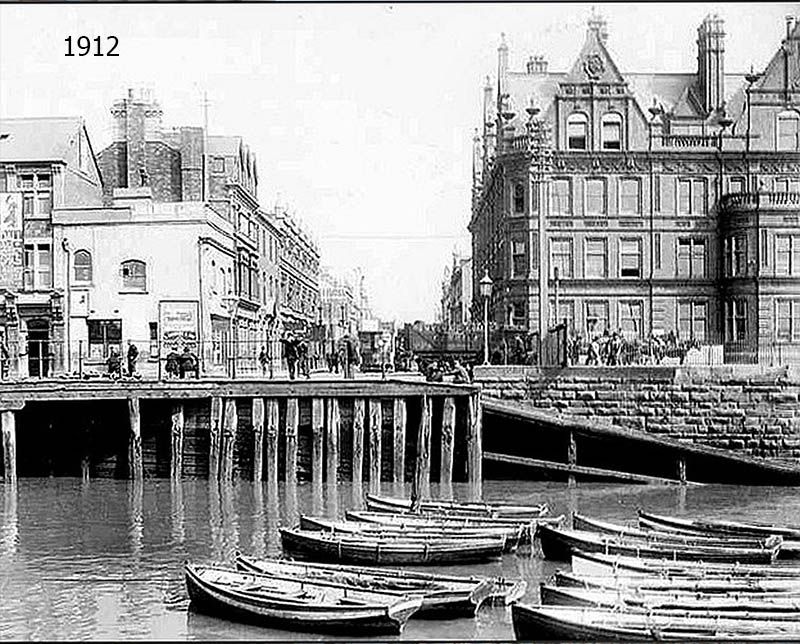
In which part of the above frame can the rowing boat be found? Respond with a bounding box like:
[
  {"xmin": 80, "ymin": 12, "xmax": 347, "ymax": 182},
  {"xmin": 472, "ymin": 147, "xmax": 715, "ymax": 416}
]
[
  {"xmin": 573, "ymin": 513, "xmax": 782, "ymax": 549},
  {"xmin": 540, "ymin": 583, "xmax": 800, "ymax": 616},
  {"xmin": 346, "ymin": 509, "xmax": 563, "ymax": 544},
  {"xmin": 234, "ymin": 554, "xmax": 522, "ymax": 616},
  {"xmin": 365, "ymin": 493, "xmax": 548, "ymax": 518},
  {"xmin": 298, "ymin": 515, "xmax": 524, "ymax": 552},
  {"xmin": 184, "ymin": 563, "xmax": 423, "ymax": 634},
  {"xmin": 571, "ymin": 550, "xmax": 800, "ymax": 579},
  {"xmin": 537, "ymin": 524, "xmax": 779, "ymax": 564},
  {"xmin": 511, "ymin": 604, "xmax": 800, "ymax": 641},
  {"xmin": 279, "ymin": 528, "xmax": 507, "ymax": 565},
  {"xmin": 554, "ymin": 570, "xmax": 800, "ymax": 594},
  {"xmin": 638, "ymin": 511, "xmax": 800, "ymax": 559}
]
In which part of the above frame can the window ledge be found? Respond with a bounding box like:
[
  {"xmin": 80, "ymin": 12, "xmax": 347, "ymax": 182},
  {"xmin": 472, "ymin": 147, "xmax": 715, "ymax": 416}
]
[{"xmin": 119, "ymin": 289, "xmax": 148, "ymax": 295}]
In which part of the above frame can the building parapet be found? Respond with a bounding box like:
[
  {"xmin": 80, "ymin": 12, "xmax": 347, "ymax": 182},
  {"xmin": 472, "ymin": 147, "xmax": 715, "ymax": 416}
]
[{"xmin": 721, "ymin": 191, "xmax": 800, "ymax": 212}]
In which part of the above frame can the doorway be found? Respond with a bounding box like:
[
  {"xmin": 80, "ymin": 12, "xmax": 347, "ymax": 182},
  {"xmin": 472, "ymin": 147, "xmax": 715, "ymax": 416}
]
[{"xmin": 28, "ymin": 318, "xmax": 50, "ymax": 378}]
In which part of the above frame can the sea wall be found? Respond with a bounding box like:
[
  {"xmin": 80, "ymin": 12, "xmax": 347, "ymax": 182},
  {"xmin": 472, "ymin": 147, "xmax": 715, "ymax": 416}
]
[{"xmin": 474, "ymin": 365, "xmax": 800, "ymax": 459}]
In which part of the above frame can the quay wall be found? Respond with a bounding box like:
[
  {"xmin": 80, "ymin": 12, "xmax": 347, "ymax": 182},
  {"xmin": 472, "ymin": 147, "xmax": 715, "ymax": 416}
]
[{"xmin": 474, "ymin": 365, "xmax": 800, "ymax": 459}]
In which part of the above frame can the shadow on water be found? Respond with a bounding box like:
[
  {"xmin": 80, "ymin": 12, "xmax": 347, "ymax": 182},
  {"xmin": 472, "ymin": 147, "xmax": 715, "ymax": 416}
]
[{"xmin": 3, "ymin": 478, "xmax": 800, "ymax": 639}]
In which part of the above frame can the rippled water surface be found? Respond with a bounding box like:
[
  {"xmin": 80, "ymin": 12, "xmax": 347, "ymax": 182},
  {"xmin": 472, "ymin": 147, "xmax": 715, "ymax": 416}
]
[{"xmin": 1, "ymin": 478, "xmax": 800, "ymax": 640}]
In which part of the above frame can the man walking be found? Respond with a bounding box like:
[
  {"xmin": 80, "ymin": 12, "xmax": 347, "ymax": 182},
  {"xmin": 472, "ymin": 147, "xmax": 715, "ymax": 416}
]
[
  {"xmin": 282, "ymin": 332, "xmax": 298, "ymax": 380},
  {"xmin": 127, "ymin": 341, "xmax": 139, "ymax": 377}
]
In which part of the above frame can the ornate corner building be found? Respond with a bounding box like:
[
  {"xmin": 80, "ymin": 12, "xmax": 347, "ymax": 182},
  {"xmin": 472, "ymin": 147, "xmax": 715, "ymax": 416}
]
[{"xmin": 470, "ymin": 12, "xmax": 800, "ymax": 363}]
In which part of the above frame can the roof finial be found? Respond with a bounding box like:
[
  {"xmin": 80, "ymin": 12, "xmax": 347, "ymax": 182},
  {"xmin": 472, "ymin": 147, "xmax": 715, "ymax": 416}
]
[
  {"xmin": 499, "ymin": 32, "xmax": 507, "ymax": 50},
  {"xmin": 587, "ymin": 7, "xmax": 609, "ymax": 44}
]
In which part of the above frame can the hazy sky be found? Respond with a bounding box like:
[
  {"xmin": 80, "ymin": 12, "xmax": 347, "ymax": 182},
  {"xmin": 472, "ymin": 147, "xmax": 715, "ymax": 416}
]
[{"xmin": 0, "ymin": 3, "xmax": 795, "ymax": 321}]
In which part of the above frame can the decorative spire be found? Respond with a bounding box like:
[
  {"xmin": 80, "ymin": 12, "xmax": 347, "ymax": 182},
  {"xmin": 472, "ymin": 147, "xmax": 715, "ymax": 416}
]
[{"xmin": 587, "ymin": 7, "xmax": 609, "ymax": 44}]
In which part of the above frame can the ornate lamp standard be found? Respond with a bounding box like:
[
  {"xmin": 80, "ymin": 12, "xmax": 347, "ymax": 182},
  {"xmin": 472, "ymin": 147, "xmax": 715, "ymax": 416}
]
[{"xmin": 479, "ymin": 270, "xmax": 493, "ymax": 365}]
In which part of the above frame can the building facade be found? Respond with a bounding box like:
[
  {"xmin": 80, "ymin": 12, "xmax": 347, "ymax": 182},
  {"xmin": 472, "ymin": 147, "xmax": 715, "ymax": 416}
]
[
  {"xmin": 470, "ymin": 12, "xmax": 800, "ymax": 363},
  {"xmin": 0, "ymin": 117, "xmax": 105, "ymax": 377},
  {"xmin": 440, "ymin": 253, "xmax": 473, "ymax": 331}
]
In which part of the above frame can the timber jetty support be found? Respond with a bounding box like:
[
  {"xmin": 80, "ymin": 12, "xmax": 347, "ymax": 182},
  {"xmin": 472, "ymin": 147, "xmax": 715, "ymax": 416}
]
[{"xmin": 0, "ymin": 380, "xmax": 481, "ymax": 490}]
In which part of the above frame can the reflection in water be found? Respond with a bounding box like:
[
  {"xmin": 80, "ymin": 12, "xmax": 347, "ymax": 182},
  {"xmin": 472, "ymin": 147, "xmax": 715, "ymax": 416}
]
[
  {"xmin": 4, "ymin": 479, "xmax": 800, "ymax": 640},
  {"xmin": 350, "ymin": 479, "xmax": 363, "ymax": 510},
  {"xmin": 0, "ymin": 482, "xmax": 18, "ymax": 560},
  {"xmin": 128, "ymin": 480, "xmax": 143, "ymax": 557},
  {"xmin": 565, "ymin": 481, "xmax": 578, "ymax": 528},
  {"xmin": 170, "ymin": 480, "xmax": 185, "ymax": 544},
  {"xmin": 250, "ymin": 482, "xmax": 265, "ymax": 559},
  {"xmin": 324, "ymin": 482, "xmax": 339, "ymax": 518}
]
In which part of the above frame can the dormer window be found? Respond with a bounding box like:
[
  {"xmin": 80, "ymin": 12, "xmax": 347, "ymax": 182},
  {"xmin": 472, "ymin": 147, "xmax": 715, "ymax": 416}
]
[
  {"xmin": 567, "ymin": 113, "xmax": 588, "ymax": 150},
  {"xmin": 601, "ymin": 113, "xmax": 622, "ymax": 150}
]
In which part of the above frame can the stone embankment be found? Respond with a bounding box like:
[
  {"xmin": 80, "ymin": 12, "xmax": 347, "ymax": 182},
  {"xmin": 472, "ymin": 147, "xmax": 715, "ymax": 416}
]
[{"xmin": 474, "ymin": 365, "xmax": 800, "ymax": 459}]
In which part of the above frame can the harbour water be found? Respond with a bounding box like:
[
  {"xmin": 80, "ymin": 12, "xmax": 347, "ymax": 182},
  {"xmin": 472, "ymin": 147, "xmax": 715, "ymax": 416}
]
[{"xmin": 1, "ymin": 478, "xmax": 799, "ymax": 640}]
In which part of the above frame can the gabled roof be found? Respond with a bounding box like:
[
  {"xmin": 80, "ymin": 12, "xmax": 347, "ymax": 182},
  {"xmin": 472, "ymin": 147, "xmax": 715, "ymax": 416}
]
[
  {"xmin": 0, "ymin": 117, "xmax": 84, "ymax": 163},
  {"xmin": 562, "ymin": 24, "xmax": 626, "ymax": 85}
]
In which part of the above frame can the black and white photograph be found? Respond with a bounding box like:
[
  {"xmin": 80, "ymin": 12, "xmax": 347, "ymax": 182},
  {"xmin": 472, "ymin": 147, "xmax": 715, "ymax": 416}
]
[{"xmin": 1, "ymin": 1, "xmax": 800, "ymax": 641}]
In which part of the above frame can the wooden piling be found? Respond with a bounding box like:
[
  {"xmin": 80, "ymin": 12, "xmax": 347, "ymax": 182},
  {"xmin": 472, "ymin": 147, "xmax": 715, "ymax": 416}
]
[
  {"xmin": 80, "ymin": 424, "xmax": 90, "ymax": 483},
  {"xmin": 368, "ymin": 399, "xmax": 382, "ymax": 492},
  {"xmin": 252, "ymin": 398, "xmax": 264, "ymax": 482},
  {"xmin": 285, "ymin": 398, "xmax": 299, "ymax": 484},
  {"xmin": 466, "ymin": 392, "xmax": 482, "ymax": 486},
  {"xmin": 221, "ymin": 398, "xmax": 238, "ymax": 481},
  {"xmin": 567, "ymin": 430, "xmax": 577, "ymax": 487},
  {"xmin": 678, "ymin": 456, "xmax": 687, "ymax": 485},
  {"xmin": 440, "ymin": 396, "xmax": 455, "ymax": 487},
  {"xmin": 127, "ymin": 398, "xmax": 143, "ymax": 481},
  {"xmin": 352, "ymin": 399, "xmax": 365, "ymax": 486},
  {"xmin": 392, "ymin": 398, "xmax": 406, "ymax": 484},
  {"xmin": 170, "ymin": 403, "xmax": 184, "ymax": 480},
  {"xmin": 311, "ymin": 398, "xmax": 324, "ymax": 484},
  {"xmin": 266, "ymin": 398, "xmax": 279, "ymax": 487},
  {"xmin": 209, "ymin": 396, "xmax": 223, "ymax": 480},
  {"xmin": 414, "ymin": 395, "xmax": 432, "ymax": 499},
  {"xmin": 2, "ymin": 410, "xmax": 16, "ymax": 484},
  {"xmin": 326, "ymin": 398, "xmax": 340, "ymax": 484}
]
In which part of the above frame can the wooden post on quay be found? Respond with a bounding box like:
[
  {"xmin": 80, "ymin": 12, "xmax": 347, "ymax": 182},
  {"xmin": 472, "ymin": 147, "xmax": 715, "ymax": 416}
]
[
  {"xmin": 466, "ymin": 392, "xmax": 482, "ymax": 489},
  {"xmin": 285, "ymin": 398, "xmax": 299, "ymax": 484},
  {"xmin": 414, "ymin": 396, "xmax": 432, "ymax": 499},
  {"xmin": 127, "ymin": 397, "xmax": 143, "ymax": 481},
  {"xmin": 221, "ymin": 399, "xmax": 238, "ymax": 481},
  {"xmin": 326, "ymin": 398, "xmax": 340, "ymax": 484},
  {"xmin": 266, "ymin": 399, "xmax": 279, "ymax": 488},
  {"xmin": 80, "ymin": 424, "xmax": 91, "ymax": 483},
  {"xmin": 311, "ymin": 398, "xmax": 324, "ymax": 484},
  {"xmin": 368, "ymin": 399, "xmax": 382, "ymax": 493},
  {"xmin": 209, "ymin": 396, "xmax": 223, "ymax": 479},
  {"xmin": 392, "ymin": 398, "xmax": 406, "ymax": 484},
  {"xmin": 252, "ymin": 398, "xmax": 264, "ymax": 482},
  {"xmin": 2, "ymin": 410, "xmax": 17, "ymax": 484},
  {"xmin": 170, "ymin": 403, "xmax": 184, "ymax": 480},
  {"xmin": 352, "ymin": 399, "xmax": 365, "ymax": 487},
  {"xmin": 440, "ymin": 396, "xmax": 455, "ymax": 488}
]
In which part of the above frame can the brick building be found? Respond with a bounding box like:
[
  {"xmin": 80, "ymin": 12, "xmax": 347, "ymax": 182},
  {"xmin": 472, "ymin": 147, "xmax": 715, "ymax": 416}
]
[
  {"xmin": 470, "ymin": 12, "xmax": 800, "ymax": 364},
  {"xmin": 0, "ymin": 117, "xmax": 104, "ymax": 376}
]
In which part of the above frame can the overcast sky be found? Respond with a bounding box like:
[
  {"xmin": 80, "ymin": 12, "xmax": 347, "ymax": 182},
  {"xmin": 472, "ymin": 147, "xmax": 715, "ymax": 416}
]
[{"xmin": 0, "ymin": 2, "xmax": 795, "ymax": 322}]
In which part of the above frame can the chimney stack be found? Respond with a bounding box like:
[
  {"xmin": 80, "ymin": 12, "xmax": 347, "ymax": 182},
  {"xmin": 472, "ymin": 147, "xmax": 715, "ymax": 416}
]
[
  {"xmin": 587, "ymin": 8, "xmax": 609, "ymax": 44},
  {"xmin": 696, "ymin": 14, "xmax": 726, "ymax": 115},
  {"xmin": 526, "ymin": 55, "xmax": 548, "ymax": 74}
]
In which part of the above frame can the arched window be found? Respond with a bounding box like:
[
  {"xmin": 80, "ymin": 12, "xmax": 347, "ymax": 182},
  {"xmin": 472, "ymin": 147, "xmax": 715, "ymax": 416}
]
[
  {"xmin": 74, "ymin": 250, "xmax": 92, "ymax": 282},
  {"xmin": 777, "ymin": 110, "xmax": 800, "ymax": 151},
  {"xmin": 601, "ymin": 113, "xmax": 622, "ymax": 150},
  {"xmin": 567, "ymin": 113, "xmax": 588, "ymax": 150},
  {"xmin": 120, "ymin": 259, "xmax": 146, "ymax": 291}
]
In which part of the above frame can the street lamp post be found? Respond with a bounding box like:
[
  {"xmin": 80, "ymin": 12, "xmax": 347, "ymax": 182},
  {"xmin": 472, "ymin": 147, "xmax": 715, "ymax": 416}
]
[
  {"xmin": 223, "ymin": 295, "xmax": 238, "ymax": 379},
  {"xmin": 479, "ymin": 269, "xmax": 493, "ymax": 365},
  {"xmin": 744, "ymin": 66, "xmax": 762, "ymax": 190}
]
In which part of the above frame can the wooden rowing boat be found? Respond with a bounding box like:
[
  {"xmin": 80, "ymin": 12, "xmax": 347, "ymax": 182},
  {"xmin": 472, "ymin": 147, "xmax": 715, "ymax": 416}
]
[
  {"xmin": 346, "ymin": 509, "xmax": 564, "ymax": 545},
  {"xmin": 298, "ymin": 515, "xmax": 524, "ymax": 553},
  {"xmin": 279, "ymin": 528, "xmax": 506, "ymax": 565},
  {"xmin": 638, "ymin": 511, "xmax": 800, "ymax": 559},
  {"xmin": 540, "ymin": 583, "xmax": 800, "ymax": 616},
  {"xmin": 365, "ymin": 493, "xmax": 548, "ymax": 519},
  {"xmin": 570, "ymin": 550, "xmax": 800, "ymax": 579},
  {"xmin": 234, "ymin": 554, "xmax": 518, "ymax": 616},
  {"xmin": 573, "ymin": 513, "xmax": 782, "ymax": 549},
  {"xmin": 537, "ymin": 524, "xmax": 779, "ymax": 564},
  {"xmin": 184, "ymin": 563, "xmax": 422, "ymax": 634},
  {"xmin": 554, "ymin": 570, "xmax": 800, "ymax": 594},
  {"xmin": 511, "ymin": 604, "xmax": 800, "ymax": 641}
]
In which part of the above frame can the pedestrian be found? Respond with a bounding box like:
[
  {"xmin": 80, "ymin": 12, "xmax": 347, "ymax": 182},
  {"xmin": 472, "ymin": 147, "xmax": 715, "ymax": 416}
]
[
  {"xmin": 513, "ymin": 335, "xmax": 525, "ymax": 365},
  {"xmin": 452, "ymin": 359, "xmax": 471, "ymax": 384},
  {"xmin": 426, "ymin": 359, "xmax": 443, "ymax": 382},
  {"xmin": 259, "ymin": 345, "xmax": 268, "ymax": 376},
  {"xmin": 179, "ymin": 346, "xmax": 194, "ymax": 379},
  {"xmin": 297, "ymin": 337, "xmax": 310, "ymax": 379},
  {"xmin": 107, "ymin": 347, "xmax": 121, "ymax": 378},
  {"xmin": 127, "ymin": 341, "xmax": 139, "ymax": 377},
  {"xmin": 282, "ymin": 332, "xmax": 298, "ymax": 380},
  {"xmin": 0, "ymin": 337, "xmax": 9, "ymax": 380},
  {"xmin": 165, "ymin": 348, "xmax": 180, "ymax": 379}
]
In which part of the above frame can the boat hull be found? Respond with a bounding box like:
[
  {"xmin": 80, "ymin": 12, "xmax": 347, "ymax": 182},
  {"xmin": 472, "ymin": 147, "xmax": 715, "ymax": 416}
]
[{"xmin": 185, "ymin": 565, "xmax": 420, "ymax": 635}]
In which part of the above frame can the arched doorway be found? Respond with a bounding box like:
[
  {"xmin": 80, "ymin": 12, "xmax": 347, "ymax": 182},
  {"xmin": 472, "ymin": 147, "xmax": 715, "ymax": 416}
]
[{"xmin": 27, "ymin": 318, "xmax": 50, "ymax": 378}]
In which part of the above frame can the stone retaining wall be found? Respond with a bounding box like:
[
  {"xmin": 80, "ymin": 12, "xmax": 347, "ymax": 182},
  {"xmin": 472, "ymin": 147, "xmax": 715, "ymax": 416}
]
[{"xmin": 474, "ymin": 365, "xmax": 800, "ymax": 459}]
